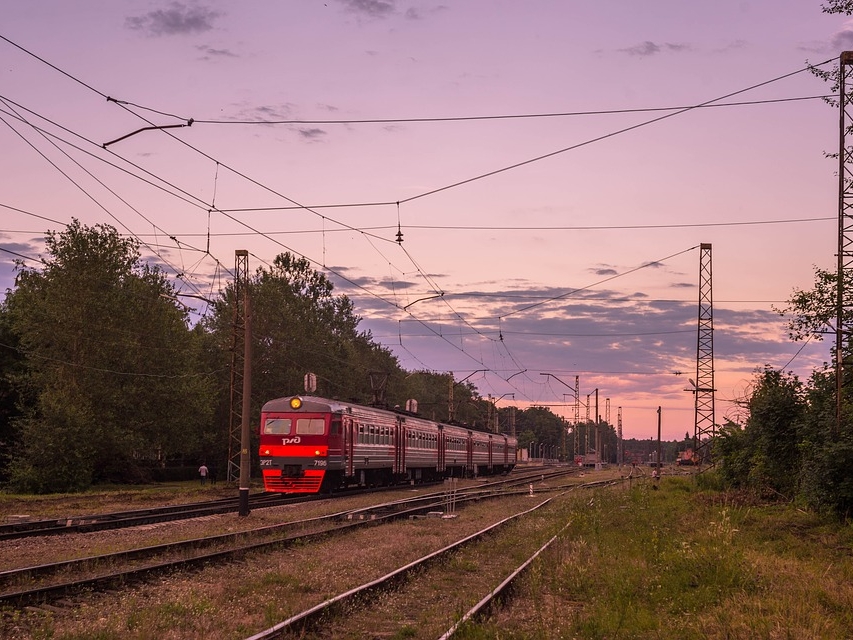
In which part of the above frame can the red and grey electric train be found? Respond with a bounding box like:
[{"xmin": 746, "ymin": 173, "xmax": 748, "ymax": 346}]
[{"xmin": 259, "ymin": 395, "xmax": 518, "ymax": 494}]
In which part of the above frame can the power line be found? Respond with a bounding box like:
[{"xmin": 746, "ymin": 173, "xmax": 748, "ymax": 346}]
[
  {"xmin": 1, "ymin": 33, "xmax": 832, "ymax": 393},
  {"xmin": 0, "ymin": 103, "xmax": 214, "ymax": 300},
  {"xmin": 0, "ymin": 98, "xmax": 235, "ymax": 290},
  {"xmin": 0, "ymin": 245, "xmax": 39, "ymax": 262},
  {"xmin": 192, "ymin": 94, "xmax": 832, "ymax": 125},
  {"xmin": 0, "ymin": 55, "xmax": 498, "ymax": 380},
  {"xmin": 499, "ymin": 245, "xmax": 700, "ymax": 319}
]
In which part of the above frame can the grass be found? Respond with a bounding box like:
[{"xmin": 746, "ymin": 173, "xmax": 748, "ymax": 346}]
[
  {"xmin": 464, "ymin": 475, "xmax": 853, "ymax": 639},
  {"xmin": 4, "ymin": 473, "xmax": 853, "ymax": 638},
  {"xmin": 0, "ymin": 482, "xmax": 243, "ymax": 519}
]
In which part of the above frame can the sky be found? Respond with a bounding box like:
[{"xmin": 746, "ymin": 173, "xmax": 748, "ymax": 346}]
[{"xmin": 2, "ymin": 0, "xmax": 852, "ymax": 440}]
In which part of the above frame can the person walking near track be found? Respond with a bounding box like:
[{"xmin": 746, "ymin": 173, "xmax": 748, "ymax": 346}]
[{"xmin": 198, "ymin": 463, "xmax": 209, "ymax": 486}]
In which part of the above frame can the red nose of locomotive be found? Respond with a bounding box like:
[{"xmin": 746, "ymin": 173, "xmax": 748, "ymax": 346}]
[{"xmin": 258, "ymin": 396, "xmax": 331, "ymax": 493}]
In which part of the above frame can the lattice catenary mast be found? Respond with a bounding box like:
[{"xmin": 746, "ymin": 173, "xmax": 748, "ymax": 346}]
[
  {"xmin": 227, "ymin": 250, "xmax": 249, "ymax": 482},
  {"xmin": 694, "ymin": 243, "xmax": 716, "ymax": 462},
  {"xmin": 617, "ymin": 406, "xmax": 623, "ymax": 467},
  {"xmin": 836, "ymin": 52, "xmax": 853, "ymax": 433}
]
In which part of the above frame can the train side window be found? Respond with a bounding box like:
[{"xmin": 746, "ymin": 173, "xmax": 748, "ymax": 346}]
[
  {"xmin": 330, "ymin": 419, "xmax": 340, "ymax": 435},
  {"xmin": 358, "ymin": 424, "xmax": 365, "ymax": 443},
  {"xmin": 263, "ymin": 418, "xmax": 292, "ymax": 435},
  {"xmin": 296, "ymin": 418, "xmax": 325, "ymax": 435}
]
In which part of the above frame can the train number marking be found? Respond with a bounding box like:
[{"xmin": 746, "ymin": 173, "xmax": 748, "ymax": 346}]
[{"xmin": 313, "ymin": 459, "xmax": 327, "ymax": 467}]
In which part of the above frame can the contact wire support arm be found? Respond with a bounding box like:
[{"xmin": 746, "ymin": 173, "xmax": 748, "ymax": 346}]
[{"xmin": 102, "ymin": 100, "xmax": 194, "ymax": 148}]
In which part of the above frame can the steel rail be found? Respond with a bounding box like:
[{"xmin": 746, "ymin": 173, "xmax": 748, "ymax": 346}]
[
  {"xmin": 437, "ymin": 520, "xmax": 574, "ymax": 639},
  {"xmin": 244, "ymin": 478, "xmax": 621, "ymax": 640},
  {"xmin": 0, "ymin": 479, "xmax": 541, "ymax": 607},
  {"xmin": 243, "ymin": 494, "xmax": 563, "ymax": 640},
  {"xmin": 0, "ymin": 493, "xmax": 306, "ymax": 541}
]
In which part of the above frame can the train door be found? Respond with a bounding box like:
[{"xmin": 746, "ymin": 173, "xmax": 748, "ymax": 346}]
[
  {"xmin": 329, "ymin": 416, "xmax": 343, "ymax": 470},
  {"xmin": 466, "ymin": 431, "xmax": 474, "ymax": 477},
  {"xmin": 437, "ymin": 426, "xmax": 446, "ymax": 473},
  {"xmin": 488, "ymin": 435, "xmax": 494, "ymax": 471},
  {"xmin": 394, "ymin": 417, "xmax": 406, "ymax": 476},
  {"xmin": 343, "ymin": 416, "xmax": 355, "ymax": 477}
]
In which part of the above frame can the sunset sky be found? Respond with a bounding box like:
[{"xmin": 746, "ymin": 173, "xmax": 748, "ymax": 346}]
[{"xmin": 2, "ymin": 0, "xmax": 851, "ymax": 439}]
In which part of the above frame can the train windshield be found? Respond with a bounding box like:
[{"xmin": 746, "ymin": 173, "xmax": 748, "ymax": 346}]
[
  {"xmin": 262, "ymin": 417, "xmax": 326, "ymax": 435},
  {"xmin": 263, "ymin": 418, "xmax": 292, "ymax": 434},
  {"xmin": 295, "ymin": 418, "xmax": 325, "ymax": 434}
]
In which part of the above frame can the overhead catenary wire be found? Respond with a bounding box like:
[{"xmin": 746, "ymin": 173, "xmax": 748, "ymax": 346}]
[
  {"xmin": 0, "ymin": 97, "xmax": 235, "ymax": 293},
  {"xmin": 0, "ymin": 43, "xmax": 498, "ymax": 380},
  {"xmin": 4, "ymin": 32, "xmax": 823, "ymax": 402},
  {"xmin": 193, "ymin": 94, "xmax": 833, "ymax": 125},
  {"xmin": 0, "ymin": 102, "xmax": 213, "ymax": 300},
  {"xmin": 498, "ymin": 245, "xmax": 700, "ymax": 320}
]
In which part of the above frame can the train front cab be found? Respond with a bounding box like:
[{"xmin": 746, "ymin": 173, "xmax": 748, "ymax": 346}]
[{"xmin": 259, "ymin": 398, "xmax": 344, "ymax": 493}]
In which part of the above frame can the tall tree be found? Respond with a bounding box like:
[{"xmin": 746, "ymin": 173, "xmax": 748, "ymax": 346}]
[
  {"xmin": 203, "ymin": 252, "xmax": 402, "ymax": 431},
  {"xmin": 0, "ymin": 307, "xmax": 27, "ymax": 483},
  {"xmin": 713, "ymin": 368, "xmax": 805, "ymax": 497},
  {"xmin": 5, "ymin": 220, "xmax": 215, "ymax": 492}
]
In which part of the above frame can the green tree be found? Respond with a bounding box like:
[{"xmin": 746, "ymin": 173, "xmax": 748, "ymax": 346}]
[
  {"xmin": 203, "ymin": 252, "xmax": 402, "ymax": 441},
  {"xmin": 713, "ymin": 368, "xmax": 805, "ymax": 497},
  {"xmin": 5, "ymin": 220, "xmax": 215, "ymax": 492},
  {"xmin": 515, "ymin": 406, "xmax": 565, "ymax": 458},
  {"xmin": 0, "ymin": 306, "xmax": 27, "ymax": 482},
  {"xmin": 388, "ymin": 371, "xmax": 482, "ymax": 423},
  {"xmin": 823, "ymin": 1, "xmax": 853, "ymax": 15},
  {"xmin": 797, "ymin": 369, "xmax": 853, "ymax": 516}
]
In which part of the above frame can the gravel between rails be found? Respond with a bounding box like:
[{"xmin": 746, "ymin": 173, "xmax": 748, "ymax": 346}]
[
  {"xmin": 287, "ymin": 495, "xmax": 572, "ymax": 639},
  {"xmin": 1, "ymin": 485, "xmax": 573, "ymax": 639}
]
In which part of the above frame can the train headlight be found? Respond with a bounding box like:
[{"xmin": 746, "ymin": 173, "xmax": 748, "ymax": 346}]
[
  {"xmin": 264, "ymin": 449, "xmax": 270, "ymax": 455},
  {"xmin": 289, "ymin": 397, "xmax": 303, "ymax": 410}
]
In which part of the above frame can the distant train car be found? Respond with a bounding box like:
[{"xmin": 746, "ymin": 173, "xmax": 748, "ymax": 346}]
[{"xmin": 259, "ymin": 395, "xmax": 517, "ymax": 494}]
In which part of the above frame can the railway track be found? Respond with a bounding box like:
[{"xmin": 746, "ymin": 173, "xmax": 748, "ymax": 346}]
[
  {"xmin": 245, "ymin": 479, "xmax": 619, "ymax": 639},
  {"xmin": 0, "ymin": 471, "xmax": 582, "ymax": 610},
  {"xmin": 2, "ymin": 467, "xmax": 624, "ymax": 638},
  {"xmin": 0, "ymin": 492, "xmax": 311, "ymax": 541},
  {"xmin": 0, "ymin": 468, "xmax": 568, "ymax": 542}
]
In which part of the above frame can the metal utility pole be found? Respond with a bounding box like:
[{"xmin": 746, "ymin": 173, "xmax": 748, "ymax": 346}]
[
  {"xmin": 238, "ymin": 289, "xmax": 252, "ymax": 517},
  {"xmin": 836, "ymin": 51, "xmax": 853, "ymax": 435},
  {"xmin": 694, "ymin": 243, "xmax": 716, "ymax": 463},
  {"xmin": 656, "ymin": 406, "xmax": 662, "ymax": 475},
  {"xmin": 594, "ymin": 388, "xmax": 600, "ymax": 468},
  {"xmin": 227, "ymin": 250, "xmax": 249, "ymax": 483}
]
